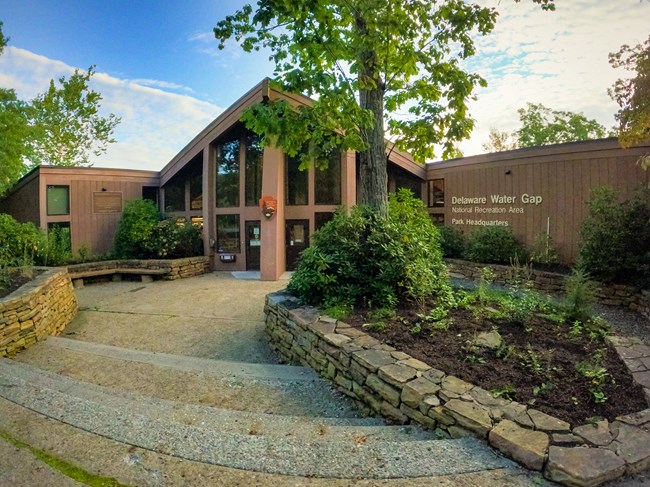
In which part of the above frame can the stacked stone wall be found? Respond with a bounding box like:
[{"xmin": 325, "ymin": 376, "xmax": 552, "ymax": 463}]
[
  {"xmin": 445, "ymin": 259, "xmax": 650, "ymax": 320},
  {"xmin": 1, "ymin": 268, "xmax": 77, "ymax": 357},
  {"xmin": 66, "ymin": 256, "xmax": 210, "ymax": 281},
  {"xmin": 265, "ymin": 291, "xmax": 650, "ymax": 486}
]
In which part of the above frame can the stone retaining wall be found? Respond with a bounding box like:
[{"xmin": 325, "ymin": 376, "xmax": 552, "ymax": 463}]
[
  {"xmin": 66, "ymin": 256, "xmax": 210, "ymax": 281},
  {"xmin": 445, "ymin": 259, "xmax": 650, "ymax": 319},
  {"xmin": 1, "ymin": 268, "xmax": 77, "ymax": 357},
  {"xmin": 265, "ymin": 291, "xmax": 650, "ymax": 487}
]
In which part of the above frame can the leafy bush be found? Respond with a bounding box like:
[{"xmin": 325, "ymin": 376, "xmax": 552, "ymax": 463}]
[
  {"xmin": 529, "ymin": 232, "xmax": 559, "ymax": 265},
  {"xmin": 39, "ymin": 224, "xmax": 72, "ymax": 266},
  {"xmin": 579, "ymin": 186, "xmax": 650, "ymax": 286},
  {"xmin": 144, "ymin": 219, "xmax": 203, "ymax": 259},
  {"xmin": 287, "ymin": 189, "xmax": 449, "ymax": 309},
  {"xmin": 113, "ymin": 199, "xmax": 161, "ymax": 258},
  {"xmin": 464, "ymin": 226, "xmax": 526, "ymax": 264},
  {"xmin": 0, "ymin": 214, "xmax": 43, "ymax": 267},
  {"xmin": 438, "ymin": 225, "xmax": 465, "ymax": 258},
  {"xmin": 563, "ymin": 268, "xmax": 597, "ymax": 323}
]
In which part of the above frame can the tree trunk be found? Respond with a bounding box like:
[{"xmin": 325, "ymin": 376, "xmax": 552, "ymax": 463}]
[{"xmin": 356, "ymin": 13, "xmax": 388, "ymax": 216}]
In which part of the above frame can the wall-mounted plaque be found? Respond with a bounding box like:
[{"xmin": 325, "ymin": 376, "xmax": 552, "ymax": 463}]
[{"xmin": 93, "ymin": 192, "xmax": 123, "ymax": 213}]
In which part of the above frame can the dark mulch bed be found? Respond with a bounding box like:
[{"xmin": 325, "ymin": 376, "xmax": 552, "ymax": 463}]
[
  {"xmin": 347, "ymin": 300, "xmax": 647, "ymax": 426},
  {"xmin": 0, "ymin": 270, "xmax": 41, "ymax": 299}
]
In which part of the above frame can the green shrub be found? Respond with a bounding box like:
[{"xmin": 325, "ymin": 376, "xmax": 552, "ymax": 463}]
[
  {"xmin": 287, "ymin": 189, "xmax": 449, "ymax": 310},
  {"xmin": 39, "ymin": 224, "xmax": 72, "ymax": 266},
  {"xmin": 578, "ymin": 186, "xmax": 650, "ymax": 286},
  {"xmin": 438, "ymin": 225, "xmax": 465, "ymax": 258},
  {"xmin": 464, "ymin": 226, "xmax": 526, "ymax": 264},
  {"xmin": 0, "ymin": 214, "xmax": 44, "ymax": 267},
  {"xmin": 563, "ymin": 268, "xmax": 597, "ymax": 323},
  {"xmin": 529, "ymin": 232, "xmax": 559, "ymax": 265},
  {"xmin": 144, "ymin": 219, "xmax": 203, "ymax": 259},
  {"xmin": 113, "ymin": 199, "xmax": 161, "ymax": 258}
]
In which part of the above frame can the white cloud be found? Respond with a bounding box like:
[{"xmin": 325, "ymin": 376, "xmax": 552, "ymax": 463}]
[
  {"xmin": 456, "ymin": 0, "xmax": 650, "ymax": 158},
  {"xmin": 0, "ymin": 47, "xmax": 223, "ymax": 171}
]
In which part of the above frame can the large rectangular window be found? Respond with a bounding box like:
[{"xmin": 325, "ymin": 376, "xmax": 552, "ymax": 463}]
[
  {"xmin": 46, "ymin": 185, "xmax": 70, "ymax": 216},
  {"xmin": 286, "ymin": 154, "xmax": 308, "ymax": 205},
  {"xmin": 142, "ymin": 186, "xmax": 159, "ymax": 206},
  {"xmin": 245, "ymin": 134, "xmax": 263, "ymax": 206},
  {"xmin": 164, "ymin": 177, "xmax": 185, "ymax": 212},
  {"xmin": 47, "ymin": 222, "xmax": 72, "ymax": 253},
  {"xmin": 190, "ymin": 170, "xmax": 202, "ymax": 210},
  {"xmin": 217, "ymin": 138, "xmax": 240, "ymax": 207},
  {"xmin": 315, "ymin": 151, "xmax": 341, "ymax": 205},
  {"xmin": 315, "ymin": 212, "xmax": 335, "ymax": 230},
  {"xmin": 216, "ymin": 214, "xmax": 240, "ymax": 253},
  {"xmin": 395, "ymin": 171, "xmax": 422, "ymax": 197},
  {"xmin": 428, "ymin": 179, "xmax": 445, "ymax": 207}
]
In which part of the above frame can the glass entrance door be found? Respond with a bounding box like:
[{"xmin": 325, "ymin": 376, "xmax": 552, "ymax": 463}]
[
  {"xmin": 285, "ymin": 219, "xmax": 309, "ymax": 271},
  {"xmin": 245, "ymin": 220, "xmax": 261, "ymax": 271}
]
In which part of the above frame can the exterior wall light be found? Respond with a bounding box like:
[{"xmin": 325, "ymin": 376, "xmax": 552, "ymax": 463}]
[
  {"xmin": 504, "ymin": 169, "xmax": 512, "ymax": 175},
  {"xmin": 259, "ymin": 196, "xmax": 277, "ymax": 219}
]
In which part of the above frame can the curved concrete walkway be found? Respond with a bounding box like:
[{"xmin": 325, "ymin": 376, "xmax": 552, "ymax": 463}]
[{"xmin": 0, "ymin": 272, "xmax": 550, "ymax": 486}]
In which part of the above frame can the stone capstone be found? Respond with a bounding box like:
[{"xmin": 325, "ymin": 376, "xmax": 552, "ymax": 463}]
[
  {"xmin": 378, "ymin": 363, "xmax": 418, "ymax": 388},
  {"xmin": 352, "ymin": 349, "xmax": 396, "ymax": 372},
  {"xmin": 400, "ymin": 376, "xmax": 441, "ymax": 408},
  {"xmin": 573, "ymin": 420, "xmax": 613, "ymax": 447},
  {"xmin": 528, "ymin": 408, "xmax": 571, "ymax": 433},
  {"xmin": 441, "ymin": 375, "xmax": 473, "ymax": 395},
  {"xmin": 489, "ymin": 419, "xmax": 549, "ymax": 471},
  {"xmin": 609, "ymin": 421, "xmax": 650, "ymax": 474},
  {"xmin": 322, "ymin": 333, "xmax": 351, "ymax": 347},
  {"xmin": 545, "ymin": 446, "xmax": 626, "ymax": 487},
  {"xmin": 443, "ymin": 399, "xmax": 492, "ymax": 437}
]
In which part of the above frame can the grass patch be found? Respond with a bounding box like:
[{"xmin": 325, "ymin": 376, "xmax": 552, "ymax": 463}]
[{"xmin": 0, "ymin": 429, "xmax": 131, "ymax": 487}]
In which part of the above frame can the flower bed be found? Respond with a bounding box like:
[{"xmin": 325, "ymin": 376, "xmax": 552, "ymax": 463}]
[{"xmin": 265, "ymin": 291, "xmax": 650, "ymax": 486}]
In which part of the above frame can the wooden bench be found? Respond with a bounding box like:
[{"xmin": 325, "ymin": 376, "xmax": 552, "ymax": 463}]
[{"xmin": 69, "ymin": 267, "xmax": 169, "ymax": 288}]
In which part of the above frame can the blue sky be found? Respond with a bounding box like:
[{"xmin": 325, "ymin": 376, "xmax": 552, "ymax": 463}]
[{"xmin": 1, "ymin": 1, "xmax": 649, "ymax": 170}]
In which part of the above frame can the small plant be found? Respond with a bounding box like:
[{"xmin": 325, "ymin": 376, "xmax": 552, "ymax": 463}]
[
  {"xmin": 463, "ymin": 340, "xmax": 485, "ymax": 364},
  {"xmin": 369, "ymin": 307, "xmax": 396, "ymax": 321},
  {"xmin": 530, "ymin": 232, "xmax": 559, "ymax": 265},
  {"xmin": 491, "ymin": 384, "xmax": 516, "ymax": 401},
  {"xmin": 77, "ymin": 244, "xmax": 90, "ymax": 263},
  {"xmin": 429, "ymin": 317, "xmax": 453, "ymax": 332},
  {"xmin": 322, "ymin": 303, "xmax": 352, "ymax": 320},
  {"xmin": 409, "ymin": 322, "xmax": 422, "ymax": 334},
  {"xmin": 576, "ymin": 349, "xmax": 611, "ymax": 403},
  {"xmin": 495, "ymin": 341, "xmax": 516, "ymax": 361},
  {"xmin": 532, "ymin": 381, "xmax": 554, "ymax": 396},
  {"xmin": 478, "ymin": 267, "xmax": 496, "ymax": 305},
  {"xmin": 363, "ymin": 321, "xmax": 387, "ymax": 332},
  {"xmin": 563, "ymin": 268, "xmax": 597, "ymax": 323}
]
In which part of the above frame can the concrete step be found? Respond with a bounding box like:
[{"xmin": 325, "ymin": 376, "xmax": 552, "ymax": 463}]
[
  {"xmin": 0, "ymin": 358, "xmax": 516, "ymax": 479},
  {"xmin": 15, "ymin": 337, "xmax": 365, "ymax": 418}
]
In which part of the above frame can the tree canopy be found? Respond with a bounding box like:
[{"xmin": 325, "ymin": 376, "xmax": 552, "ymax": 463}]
[
  {"xmin": 215, "ymin": 0, "xmax": 555, "ymax": 213},
  {"xmin": 27, "ymin": 66, "xmax": 121, "ymax": 168},
  {"xmin": 515, "ymin": 103, "xmax": 608, "ymax": 148},
  {"xmin": 609, "ymin": 35, "xmax": 650, "ymax": 169},
  {"xmin": 0, "ymin": 21, "xmax": 30, "ymax": 196},
  {"xmin": 482, "ymin": 128, "xmax": 519, "ymax": 152}
]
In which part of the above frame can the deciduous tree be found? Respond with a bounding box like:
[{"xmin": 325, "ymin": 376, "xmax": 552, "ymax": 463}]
[
  {"xmin": 214, "ymin": 0, "xmax": 554, "ymax": 214},
  {"xmin": 482, "ymin": 128, "xmax": 519, "ymax": 152},
  {"xmin": 516, "ymin": 103, "xmax": 608, "ymax": 148},
  {"xmin": 0, "ymin": 21, "xmax": 30, "ymax": 196},
  {"xmin": 27, "ymin": 66, "xmax": 121, "ymax": 168},
  {"xmin": 609, "ymin": 35, "xmax": 650, "ymax": 169}
]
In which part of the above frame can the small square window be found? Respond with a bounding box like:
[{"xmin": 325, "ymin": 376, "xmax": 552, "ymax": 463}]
[{"xmin": 47, "ymin": 185, "xmax": 70, "ymax": 215}]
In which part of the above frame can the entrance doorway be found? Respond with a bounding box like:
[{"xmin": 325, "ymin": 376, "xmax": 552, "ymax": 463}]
[
  {"xmin": 245, "ymin": 220, "xmax": 261, "ymax": 271},
  {"xmin": 285, "ymin": 219, "xmax": 309, "ymax": 271}
]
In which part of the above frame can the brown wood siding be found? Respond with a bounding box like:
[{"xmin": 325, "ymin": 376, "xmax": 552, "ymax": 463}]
[
  {"xmin": 0, "ymin": 173, "xmax": 40, "ymax": 224},
  {"xmin": 39, "ymin": 167, "xmax": 159, "ymax": 256},
  {"xmin": 428, "ymin": 140, "xmax": 650, "ymax": 264}
]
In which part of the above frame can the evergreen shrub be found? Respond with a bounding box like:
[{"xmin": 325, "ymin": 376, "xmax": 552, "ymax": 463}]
[
  {"xmin": 287, "ymin": 189, "xmax": 449, "ymax": 309},
  {"xmin": 438, "ymin": 225, "xmax": 465, "ymax": 258},
  {"xmin": 464, "ymin": 226, "xmax": 526, "ymax": 264},
  {"xmin": 579, "ymin": 186, "xmax": 650, "ymax": 286}
]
